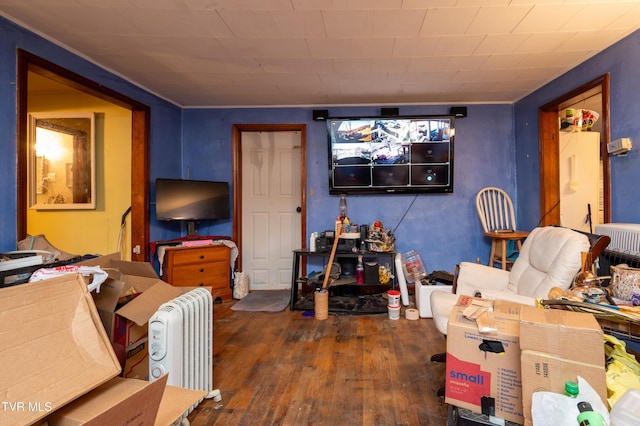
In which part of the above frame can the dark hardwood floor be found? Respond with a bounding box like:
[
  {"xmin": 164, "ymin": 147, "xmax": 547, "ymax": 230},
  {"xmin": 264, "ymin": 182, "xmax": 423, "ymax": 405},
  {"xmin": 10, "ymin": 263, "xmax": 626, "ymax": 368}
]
[{"xmin": 188, "ymin": 299, "xmax": 449, "ymax": 425}]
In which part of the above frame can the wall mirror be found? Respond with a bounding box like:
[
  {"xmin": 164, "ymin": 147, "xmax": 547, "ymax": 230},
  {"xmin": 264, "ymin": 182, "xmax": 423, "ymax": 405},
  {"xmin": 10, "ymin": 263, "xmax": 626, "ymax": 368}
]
[{"xmin": 28, "ymin": 112, "xmax": 96, "ymax": 209}]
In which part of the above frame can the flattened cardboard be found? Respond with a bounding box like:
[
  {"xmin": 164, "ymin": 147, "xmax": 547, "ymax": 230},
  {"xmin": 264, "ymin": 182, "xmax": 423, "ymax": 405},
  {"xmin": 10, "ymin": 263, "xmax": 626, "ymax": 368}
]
[
  {"xmin": 47, "ymin": 375, "xmax": 168, "ymax": 425},
  {"xmin": 155, "ymin": 385, "xmax": 208, "ymax": 426},
  {"xmin": 0, "ymin": 275, "xmax": 120, "ymax": 426},
  {"xmin": 446, "ymin": 296, "xmax": 524, "ymax": 424}
]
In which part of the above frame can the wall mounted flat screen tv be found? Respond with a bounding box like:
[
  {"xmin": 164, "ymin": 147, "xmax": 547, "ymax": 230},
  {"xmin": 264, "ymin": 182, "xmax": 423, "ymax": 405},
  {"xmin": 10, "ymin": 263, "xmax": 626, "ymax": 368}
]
[
  {"xmin": 155, "ymin": 178, "xmax": 230, "ymax": 223},
  {"xmin": 328, "ymin": 115, "xmax": 454, "ymax": 194}
]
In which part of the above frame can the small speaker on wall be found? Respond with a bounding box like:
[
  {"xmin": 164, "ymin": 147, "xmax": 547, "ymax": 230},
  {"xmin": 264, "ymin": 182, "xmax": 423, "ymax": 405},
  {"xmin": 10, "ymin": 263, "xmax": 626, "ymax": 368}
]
[
  {"xmin": 449, "ymin": 106, "xmax": 467, "ymax": 118},
  {"xmin": 313, "ymin": 109, "xmax": 329, "ymax": 121},
  {"xmin": 381, "ymin": 107, "xmax": 399, "ymax": 117}
]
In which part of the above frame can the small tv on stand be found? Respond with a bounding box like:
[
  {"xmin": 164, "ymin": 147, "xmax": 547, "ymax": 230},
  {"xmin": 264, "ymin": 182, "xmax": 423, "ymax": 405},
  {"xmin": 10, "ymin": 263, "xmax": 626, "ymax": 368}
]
[{"xmin": 155, "ymin": 178, "xmax": 230, "ymax": 236}]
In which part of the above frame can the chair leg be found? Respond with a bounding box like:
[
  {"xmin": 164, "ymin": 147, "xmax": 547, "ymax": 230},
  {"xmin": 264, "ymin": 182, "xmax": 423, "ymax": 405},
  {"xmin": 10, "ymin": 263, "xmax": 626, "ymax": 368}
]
[
  {"xmin": 489, "ymin": 239, "xmax": 496, "ymax": 267},
  {"xmin": 430, "ymin": 352, "xmax": 446, "ymax": 363}
]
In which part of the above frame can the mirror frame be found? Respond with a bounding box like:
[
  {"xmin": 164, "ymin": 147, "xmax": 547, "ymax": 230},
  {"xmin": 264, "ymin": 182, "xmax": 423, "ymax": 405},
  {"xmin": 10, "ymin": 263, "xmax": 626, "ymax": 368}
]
[{"xmin": 28, "ymin": 112, "xmax": 96, "ymax": 210}]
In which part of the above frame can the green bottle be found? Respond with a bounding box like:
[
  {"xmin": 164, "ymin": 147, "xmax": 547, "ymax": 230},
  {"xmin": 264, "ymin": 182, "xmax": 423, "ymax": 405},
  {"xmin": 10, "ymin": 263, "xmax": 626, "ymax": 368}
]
[{"xmin": 565, "ymin": 380, "xmax": 579, "ymax": 398}]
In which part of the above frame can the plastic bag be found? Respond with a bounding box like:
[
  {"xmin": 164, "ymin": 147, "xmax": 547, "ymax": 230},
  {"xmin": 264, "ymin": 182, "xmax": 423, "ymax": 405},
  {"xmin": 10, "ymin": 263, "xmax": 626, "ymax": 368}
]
[
  {"xmin": 531, "ymin": 376, "xmax": 609, "ymax": 426},
  {"xmin": 29, "ymin": 265, "xmax": 108, "ymax": 293},
  {"xmin": 233, "ymin": 271, "xmax": 249, "ymax": 299},
  {"xmin": 604, "ymin": 334, "xmax": 640, "ymax": 406}
]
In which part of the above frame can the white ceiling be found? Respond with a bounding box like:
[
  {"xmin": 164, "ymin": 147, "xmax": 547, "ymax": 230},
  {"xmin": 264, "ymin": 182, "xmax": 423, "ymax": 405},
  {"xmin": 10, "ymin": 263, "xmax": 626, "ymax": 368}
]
[{"xmin": 2, "ymin": 0, "xmax": 640, "ymax": 107}]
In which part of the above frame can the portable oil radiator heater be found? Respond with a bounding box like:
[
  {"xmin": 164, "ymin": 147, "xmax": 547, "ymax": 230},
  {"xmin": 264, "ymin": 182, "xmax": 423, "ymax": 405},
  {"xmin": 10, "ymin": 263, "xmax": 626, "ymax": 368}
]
[{"xmin": 148, "ymin": 288, "xmax": 220, "ymax": 418}]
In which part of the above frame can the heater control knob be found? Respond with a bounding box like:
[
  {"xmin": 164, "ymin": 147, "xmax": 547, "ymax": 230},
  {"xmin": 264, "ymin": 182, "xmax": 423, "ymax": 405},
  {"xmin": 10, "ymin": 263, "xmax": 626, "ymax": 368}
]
[{"xmin": 150, "ymin": 364, "xmax": 165, "ymax": 379}]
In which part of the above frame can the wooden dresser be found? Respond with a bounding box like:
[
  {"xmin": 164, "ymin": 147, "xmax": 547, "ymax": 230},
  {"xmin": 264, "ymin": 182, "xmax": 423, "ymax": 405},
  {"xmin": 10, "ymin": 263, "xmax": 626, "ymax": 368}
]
[{"xmin": 162, "ymin": 244, "xmax": 232, "ymax": 302}]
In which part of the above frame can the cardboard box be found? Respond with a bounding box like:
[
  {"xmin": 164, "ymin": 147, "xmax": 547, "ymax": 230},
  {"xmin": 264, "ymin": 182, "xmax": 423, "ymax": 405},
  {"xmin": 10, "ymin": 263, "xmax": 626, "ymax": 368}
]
[
  {"xmin": 445, "ymin": 296, "xmax": 524, "ymax": 424},
  {"xmin": 519, "ymin": 306, "xmax": 606, "ymax": 422},
  {"xmin": 0, "ymin": 275, "xmax": 121, "ymax": 426},
  {"xmin": 79, "ymin": 253, "xmax": 177, "ymax": 345},
  {"xmin": 121, "ymin": 337, "xmax": 149, "ymax": 380},
  {"xmin": 47, "ymin": 374, "xmax": 207, "ymax": 426},
  {"xmin": 80, "ymin": 254, "xmax": 208, "ymax": 348}
]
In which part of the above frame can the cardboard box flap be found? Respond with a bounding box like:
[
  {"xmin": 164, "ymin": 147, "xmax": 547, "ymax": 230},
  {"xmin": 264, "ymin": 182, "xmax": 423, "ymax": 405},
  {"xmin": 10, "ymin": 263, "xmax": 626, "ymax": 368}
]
[
  {"xmin": 0, "ymin": 276, "xmax": 121, "ymax": 426},
  {"xmin": 519, "ymin": 306, "xmax": 603, "ymax": 362},
  {"xmin": 47, "ymin": 375, "xmax": 168, "ymax": 425},
  {"xmin": 155, "ymin": 385, "xmax": 208, "ymax": 426},
  {"xmin": 115, "ymin": 281, "xmax": 182, "ymax": 326},
  {"xmin": 76, "ymin": 252, "xmax": 121, "ymax": 268},
  {"xmin": 520, "ymin": 305, "xmax": 601, "ymax": 331},
  {"xmin": 109, "ymin": 258, "xmax": 159, "ymax": 280}
]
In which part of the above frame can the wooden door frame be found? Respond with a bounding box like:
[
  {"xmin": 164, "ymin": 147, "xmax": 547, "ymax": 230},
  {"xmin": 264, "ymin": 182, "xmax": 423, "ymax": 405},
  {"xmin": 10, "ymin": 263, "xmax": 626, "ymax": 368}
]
[
  {"xmin": 538, "ymin": 73, "xmax": 610, "ymax": 226},
  {"xmin": 231, "ymin": 124, "xmax": 307, "ymax": 271},
  {"xmin": 16, "ymin": 50, "xmax": 151, "ymax": 261}
]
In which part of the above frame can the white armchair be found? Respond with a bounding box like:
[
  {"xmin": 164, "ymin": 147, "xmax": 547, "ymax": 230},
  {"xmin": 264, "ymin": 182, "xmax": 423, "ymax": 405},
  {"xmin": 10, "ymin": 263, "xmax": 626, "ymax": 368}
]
[{"xmin": 430, "ymin": 226, "xmax": 591, "ymax": 336}]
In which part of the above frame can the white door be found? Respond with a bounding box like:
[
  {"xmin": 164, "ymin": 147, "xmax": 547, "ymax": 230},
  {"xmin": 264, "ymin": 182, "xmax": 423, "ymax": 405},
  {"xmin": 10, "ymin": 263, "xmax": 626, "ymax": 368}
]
[
  {"xmin": 241, "ymin": 131, "xmax": 302, "ymax": 290},
  {"xmin": 559, "ymin": 132, "xmax": 601, "ymax": 232}
]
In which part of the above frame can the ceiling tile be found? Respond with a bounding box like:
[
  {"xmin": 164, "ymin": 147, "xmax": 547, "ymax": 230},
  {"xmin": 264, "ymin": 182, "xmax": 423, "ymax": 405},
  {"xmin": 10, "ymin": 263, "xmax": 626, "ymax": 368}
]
[
  {"xmin": 466, "ymin": 5, "xmax": 532, "ymax": 34},
  {"xmin": 513, "ymin": 4, "xmax": 580, "ymax": 33},
  {"xmin": 218, "ymin": 10, "xmax": 325, "ymax": 38},
  {"xmin": 322, "ymin": 9, "xmax": 426, "ymax": 38},
  {"xmin": 420, "ymin": 7, "xmax": 479, "ymax": 36}
]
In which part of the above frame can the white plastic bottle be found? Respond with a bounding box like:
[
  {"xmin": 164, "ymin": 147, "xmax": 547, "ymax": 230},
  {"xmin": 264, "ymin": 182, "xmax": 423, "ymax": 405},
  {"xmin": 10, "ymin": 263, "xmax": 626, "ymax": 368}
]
[{"xmin": 610, "ymin": 388, "xmax": 640, "ymax": 426}]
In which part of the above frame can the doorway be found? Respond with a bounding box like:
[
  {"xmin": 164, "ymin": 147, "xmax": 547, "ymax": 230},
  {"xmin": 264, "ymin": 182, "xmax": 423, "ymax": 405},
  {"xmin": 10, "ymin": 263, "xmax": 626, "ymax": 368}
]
[
  {"xmin": 538, "ymin": 74, "xmax": 610, "ymax": 228},
  {"xmin": 16, "ymin": 50, "xmax": 151, "ymax": 261},
  {"xmin": 232, "ymin": 124, "xmax": 306, "ymax": 290}
]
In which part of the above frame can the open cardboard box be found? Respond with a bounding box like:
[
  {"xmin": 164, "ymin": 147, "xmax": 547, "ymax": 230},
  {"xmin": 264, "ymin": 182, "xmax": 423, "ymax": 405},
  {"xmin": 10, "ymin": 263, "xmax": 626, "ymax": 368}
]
[
  {"xmin": 445, "ymin": 295, "xmax": 524, "ymax": 424},
  {"xmin": 0, "ymin": 272, "xmax": 209, "ymax": 425},
  {"xmin": 0, "ymin": 275, "xmax": 121, "ymax": 425},
  {"xmin": 78, "ymin": 253, "xmax": 211, "ymax": 380},
  {"xmin": 79, "ymin": 253, "xmax": 210, "ymax": 346}
]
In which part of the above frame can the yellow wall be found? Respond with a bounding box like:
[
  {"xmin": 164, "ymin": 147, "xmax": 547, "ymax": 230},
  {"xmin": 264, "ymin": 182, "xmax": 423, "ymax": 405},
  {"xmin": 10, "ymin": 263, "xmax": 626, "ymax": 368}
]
[{"xmin": 27, "ymin": 81, "xmax": 132, "ymax": 259}]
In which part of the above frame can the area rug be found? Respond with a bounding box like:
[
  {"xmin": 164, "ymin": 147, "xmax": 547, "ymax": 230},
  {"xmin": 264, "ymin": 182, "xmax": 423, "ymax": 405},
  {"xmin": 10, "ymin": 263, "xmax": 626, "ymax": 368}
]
[{"xmin": 231, "ymin": 289, "xmax": 291, "ymax": 312}]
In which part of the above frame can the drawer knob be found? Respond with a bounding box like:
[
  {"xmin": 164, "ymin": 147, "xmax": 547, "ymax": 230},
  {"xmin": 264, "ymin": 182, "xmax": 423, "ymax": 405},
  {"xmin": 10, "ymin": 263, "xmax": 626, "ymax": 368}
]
[
  {"xmin": 199, "ymin": 255, "xmax": 205, "ymax": 259},
  {"xmin": 200, "ymin": 268, "xmax": 204, "ymax": 272},
  {"xmin": 199, "ymin": 282, "xmax": 204, "ymax": 286}
]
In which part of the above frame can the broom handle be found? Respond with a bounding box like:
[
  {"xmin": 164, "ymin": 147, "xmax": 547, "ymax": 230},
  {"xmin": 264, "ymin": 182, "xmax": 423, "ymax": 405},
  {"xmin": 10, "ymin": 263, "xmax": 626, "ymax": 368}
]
[{"xmin": 322, "ymin": 223, "xmax": 342, "ymax": 290}]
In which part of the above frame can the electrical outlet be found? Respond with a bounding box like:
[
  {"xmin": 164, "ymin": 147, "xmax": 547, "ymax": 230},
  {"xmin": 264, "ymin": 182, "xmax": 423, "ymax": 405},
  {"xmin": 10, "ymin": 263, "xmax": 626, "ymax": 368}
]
[{"xmin": 46, "ymin": 172, "xmax": 56, "ymax": 182}]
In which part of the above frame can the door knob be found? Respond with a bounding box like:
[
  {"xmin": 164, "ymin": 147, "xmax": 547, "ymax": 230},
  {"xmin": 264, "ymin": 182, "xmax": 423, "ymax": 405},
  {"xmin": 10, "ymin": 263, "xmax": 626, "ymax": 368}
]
[{"xmin": 296, "ymin": 207, "xmax": 302, "ymax": 213}]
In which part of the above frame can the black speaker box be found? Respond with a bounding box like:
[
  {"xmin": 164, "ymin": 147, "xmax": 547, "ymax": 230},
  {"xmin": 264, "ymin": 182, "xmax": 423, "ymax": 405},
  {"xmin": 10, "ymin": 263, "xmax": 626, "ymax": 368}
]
[
  {"xmin": 381, "ymin": 107, "xmax": 399, "ymax": 117},
  {"xmin": 313, "ymin": 109, "xmax": 329, "ymax": 121},
  {"xmin": 449, "ymin": 106, "xmax": 467, "ymax": 118}
]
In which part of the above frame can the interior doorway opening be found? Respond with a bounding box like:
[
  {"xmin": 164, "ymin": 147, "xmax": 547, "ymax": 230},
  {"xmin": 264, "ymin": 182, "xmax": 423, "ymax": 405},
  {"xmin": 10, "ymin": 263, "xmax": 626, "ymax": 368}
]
[
  {"xmin": 538, "ymin": 74, "xmax": 610, "ymax": 228},
  {"xmin": 16, "ymin": 50, "xmax": 151, "ymax": 261}
]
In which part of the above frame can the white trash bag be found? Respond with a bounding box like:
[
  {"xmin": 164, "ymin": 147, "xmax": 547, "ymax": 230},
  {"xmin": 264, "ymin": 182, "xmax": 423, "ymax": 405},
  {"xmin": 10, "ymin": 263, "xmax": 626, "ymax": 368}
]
[
  {"xmin": 233, "ymin": 271, "xmax": 249, "ymax": 299},
  {"xmin": 29, "ymin": 265, "xmax": 108, "ymax": 293}
]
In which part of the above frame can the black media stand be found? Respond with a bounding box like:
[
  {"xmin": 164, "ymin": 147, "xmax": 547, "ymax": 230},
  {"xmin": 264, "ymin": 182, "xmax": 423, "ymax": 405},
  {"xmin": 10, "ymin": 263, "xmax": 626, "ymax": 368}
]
[{"xmin": 290, "ymin": 249, "xmax": 396, "ymax": 314}]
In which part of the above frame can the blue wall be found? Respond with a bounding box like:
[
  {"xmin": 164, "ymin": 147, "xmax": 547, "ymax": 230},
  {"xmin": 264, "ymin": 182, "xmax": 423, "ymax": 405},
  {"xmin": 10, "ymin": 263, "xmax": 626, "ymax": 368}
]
[
  {"xmin": 3, "ymin": 16, "xmax": 639, "ymax": 272},
  {"xmin": 181, "ymin": 104, "xmax": 516, "ymax": 272},
  {"xmin": 515, "ymin": 30, "xmax": 640, "ymax": 229}
]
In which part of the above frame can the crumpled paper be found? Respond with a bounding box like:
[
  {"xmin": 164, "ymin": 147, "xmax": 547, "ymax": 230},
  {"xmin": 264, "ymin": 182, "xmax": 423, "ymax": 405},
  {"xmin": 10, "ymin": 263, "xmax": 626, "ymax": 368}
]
[{"xmin": 531, "ymin": 376, "xmax": 609, "ymax": 426}]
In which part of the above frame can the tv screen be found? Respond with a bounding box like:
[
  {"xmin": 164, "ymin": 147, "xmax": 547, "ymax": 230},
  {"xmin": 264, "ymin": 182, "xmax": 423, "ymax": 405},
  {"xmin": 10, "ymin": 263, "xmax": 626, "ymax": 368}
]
[
  {"xmin": 328, "ymin": 115, "xmax": 454, "ymax": 194},
  {"xmin": 155, "ymin": 178, "xmax": 230, "ymax": 221}
]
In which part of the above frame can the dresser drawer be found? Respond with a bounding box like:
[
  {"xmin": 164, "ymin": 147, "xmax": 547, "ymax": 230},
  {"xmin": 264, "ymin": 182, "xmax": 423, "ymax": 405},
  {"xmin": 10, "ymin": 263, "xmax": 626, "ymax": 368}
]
[
  {"xmin": 168, "ymin": 245, "xmax": 229, "ymax": 265},
  {"xmin": 170, "ymin": 263, "xmax": 229, "ymax": 287}
]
